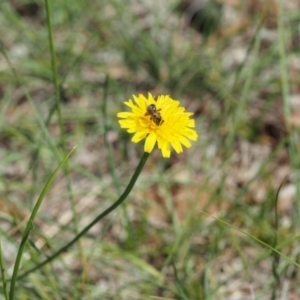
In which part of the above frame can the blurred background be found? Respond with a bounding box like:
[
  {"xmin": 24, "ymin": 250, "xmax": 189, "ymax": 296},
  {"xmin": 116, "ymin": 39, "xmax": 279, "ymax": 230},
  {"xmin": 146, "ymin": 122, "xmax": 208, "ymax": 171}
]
[{"xmin": 1, "ymin": 0, "xmax": 300, "ymax": 299}]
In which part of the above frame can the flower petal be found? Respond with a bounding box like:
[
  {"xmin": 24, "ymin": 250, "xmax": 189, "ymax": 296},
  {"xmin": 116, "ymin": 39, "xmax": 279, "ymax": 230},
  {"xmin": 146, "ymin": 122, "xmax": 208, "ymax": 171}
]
[
  {"xmin": 124, "ymin": 100, "xmax": 136, "ymax": 108},
  {"xmin": 132, "ymin": 131, "xmax": 148, "ymax": 143},
  {"xmin": 144, "ymin": 133, "xmax": 157, "ymax": 153},
  {"xmin": 183, "ymin": 128, "xmax": 198, "ymax": 141},
  {"xmin": 118, "ymin": 120, "xmax": 135, "ymax": 128},
  {"xmin": 162, "ymin": 142, "xmax": 170, "ymax": 158},
  {"xmin": 178, "ymin": 135, "xmax": 192, "ymax": 148},
  {"xmin": 117, "ymin": 112, "xmax": 134, "ymax": 118},
  {"xmin": 170, "ymin": 137, "xmax": 183, "ymax": 153}
]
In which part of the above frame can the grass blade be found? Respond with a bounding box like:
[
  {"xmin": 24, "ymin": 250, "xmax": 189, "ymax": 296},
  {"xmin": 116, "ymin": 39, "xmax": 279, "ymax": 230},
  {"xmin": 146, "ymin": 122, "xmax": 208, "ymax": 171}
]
[
  {"xmin": 0, "ymin": 240, "xmax": 9, "ymax": 300},
  {"xmin": 9, "ymin": 147, "xmax": 76, "ymax": 300}
]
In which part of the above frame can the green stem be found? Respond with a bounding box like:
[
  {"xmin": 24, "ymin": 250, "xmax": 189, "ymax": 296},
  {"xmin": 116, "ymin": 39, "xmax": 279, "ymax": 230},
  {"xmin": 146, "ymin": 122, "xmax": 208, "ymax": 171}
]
[
  {"xmin": 101, "ymin": 76, "xmax": 135, "ymax": 248},
  {"xmin": 44, "ymin": 0, "xmax": 65, "ymax": 157},
  {"xmin": 44, "ymin": 0, "xmax": 83, "ymax": 268},
  {"xmin": 9, "ymin": 149, "xmax": 75, "ymax": 300},
  {"xmin": 17, "ymin": 152, "xmax": 150, "ymax": 279},
  {"xmin": 0, "ymin": 240, "xmax": 9, "ymax": 300},
  {"xmin": 44, "ymin": 0, "xmax": 59, "ymax": 110}
]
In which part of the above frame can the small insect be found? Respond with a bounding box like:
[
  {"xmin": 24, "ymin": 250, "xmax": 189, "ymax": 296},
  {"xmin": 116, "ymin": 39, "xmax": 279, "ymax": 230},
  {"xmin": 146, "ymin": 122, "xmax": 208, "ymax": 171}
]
[{"xmin": 145, "ymin": 104, "xmax": 164, "ymax": 126}]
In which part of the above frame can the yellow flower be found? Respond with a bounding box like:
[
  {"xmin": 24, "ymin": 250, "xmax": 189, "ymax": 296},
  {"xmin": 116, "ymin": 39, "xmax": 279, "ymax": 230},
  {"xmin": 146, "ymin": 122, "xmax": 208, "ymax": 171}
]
[{"xmin": 117, "ymin": 93, "xmax": 198, "ymax": 158}]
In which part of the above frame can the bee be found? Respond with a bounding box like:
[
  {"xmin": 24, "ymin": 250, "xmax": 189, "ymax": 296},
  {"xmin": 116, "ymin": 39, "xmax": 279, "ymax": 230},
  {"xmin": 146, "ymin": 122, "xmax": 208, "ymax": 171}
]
[{"xmin": 145, "ymin": 104, "xmax": 164, "ymax": 126}]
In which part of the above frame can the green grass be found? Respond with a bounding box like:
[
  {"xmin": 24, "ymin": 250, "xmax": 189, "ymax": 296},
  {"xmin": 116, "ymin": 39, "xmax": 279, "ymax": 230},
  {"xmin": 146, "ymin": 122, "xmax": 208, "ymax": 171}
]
[{"xmin": 1, "ymin": 0, "xmax": 300, "ymax": 299}]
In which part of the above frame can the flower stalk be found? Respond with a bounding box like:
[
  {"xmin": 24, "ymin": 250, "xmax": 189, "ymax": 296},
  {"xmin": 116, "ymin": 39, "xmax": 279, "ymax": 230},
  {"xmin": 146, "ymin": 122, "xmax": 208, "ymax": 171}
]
[{"xmin": 17, "ymin": 152, "xmax": 150, "ymax": 280}]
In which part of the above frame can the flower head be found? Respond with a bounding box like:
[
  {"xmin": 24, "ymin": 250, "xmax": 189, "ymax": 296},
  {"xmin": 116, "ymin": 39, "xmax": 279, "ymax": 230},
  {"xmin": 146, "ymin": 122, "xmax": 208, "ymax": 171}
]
[{"xmin": 117, "ymin": 93, "xmax": 198, "ymax": 158}]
